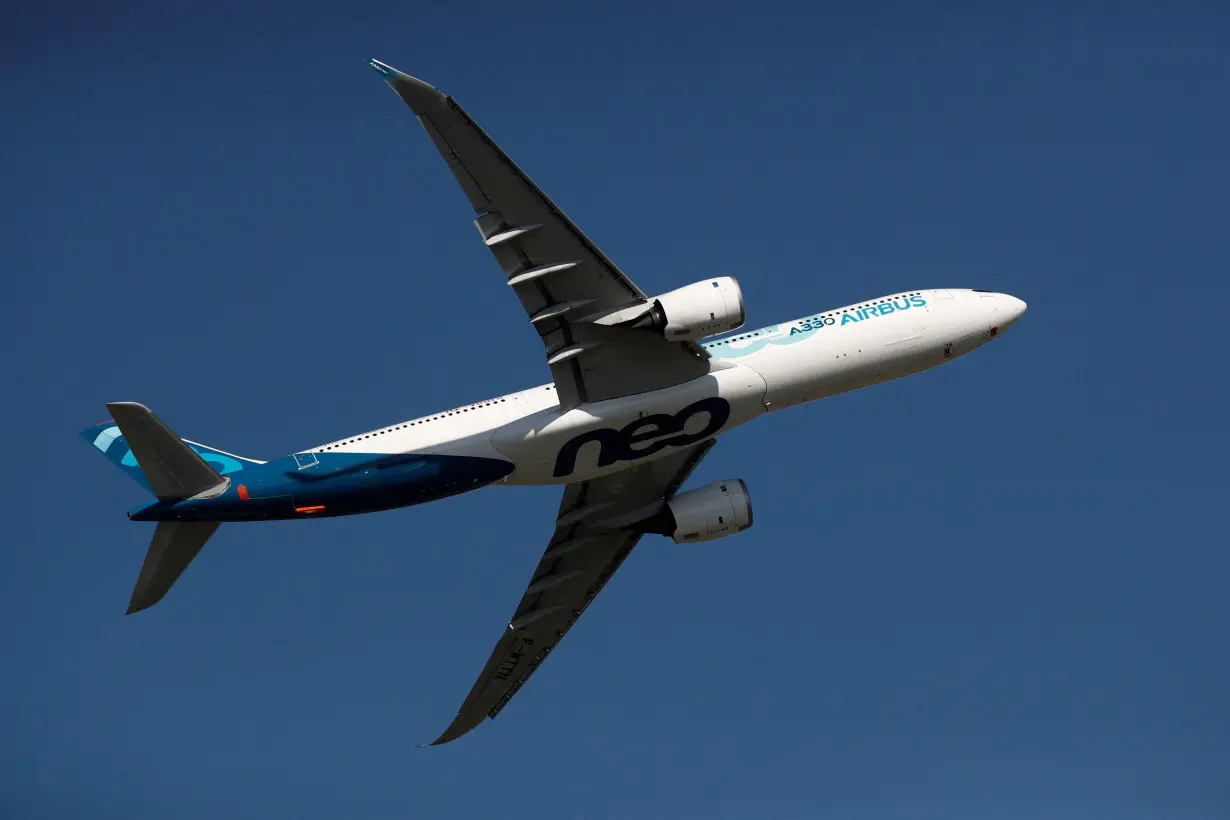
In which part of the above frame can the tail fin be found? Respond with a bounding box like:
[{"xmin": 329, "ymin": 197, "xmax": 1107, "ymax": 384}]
[
  {"xmin": 128, "ymin": 521, "xmax": 220, "ymax": 613},
  {"xmin": 81, "ymin": 403, "xmax": 261, "ymax": 496},
  {"xmin": 80, "ymin": 402, "xmax": 252, "ymax": 613}
]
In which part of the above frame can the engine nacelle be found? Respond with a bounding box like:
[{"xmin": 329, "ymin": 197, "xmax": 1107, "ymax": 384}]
[
  {"xmin": 646, "ymin": 479, "xmax": 753, "ymax": 544},
  {"xmin": 646, "ymin": 277, "xmax": 745, "ymax": 341}
]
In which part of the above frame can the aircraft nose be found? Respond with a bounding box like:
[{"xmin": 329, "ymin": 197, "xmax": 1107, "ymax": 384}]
[
  {"xmin": 1003, "ymin": 293, "xmax": 1023, "ymax": 322},
  {"xmin": 985, "ymin": 292, "xmax": 1026, "ymax": 339},
  {"xmin": 1000, "ymin": 294, "xmax": 1027, "ymax": 327}
]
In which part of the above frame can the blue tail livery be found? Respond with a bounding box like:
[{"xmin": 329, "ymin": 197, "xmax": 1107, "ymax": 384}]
[
  {"xmin": 81, "ymin": 413, "xmax": 263, "ymax": 495},
  {"xmin": 80, "ymin": 402, "xmax": 261, "ymax": 612}
]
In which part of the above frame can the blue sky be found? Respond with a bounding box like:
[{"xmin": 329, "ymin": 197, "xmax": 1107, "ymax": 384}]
[{"xmin": 3, "ymin": 2, "xmax": 1228, "ymax": 817}]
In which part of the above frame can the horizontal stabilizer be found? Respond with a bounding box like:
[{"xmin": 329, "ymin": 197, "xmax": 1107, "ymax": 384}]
[
  {"xmin": 105, "ymin": 402, "xmax": 225, "ymax": 500},
  {"xmin": 128, "ymin": 520, "xmax": 220, "ymax": 614}
]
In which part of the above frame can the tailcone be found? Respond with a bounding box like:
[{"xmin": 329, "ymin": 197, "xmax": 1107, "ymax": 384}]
[{"xmin": 128, "ymin": 499, "xmax": 182, "ymax": 522}]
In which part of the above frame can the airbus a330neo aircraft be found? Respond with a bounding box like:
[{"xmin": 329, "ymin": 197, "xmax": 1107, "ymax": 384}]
[{"xmin": 81, "ymin": 59, "xmax": 1026, "ymax": 744}]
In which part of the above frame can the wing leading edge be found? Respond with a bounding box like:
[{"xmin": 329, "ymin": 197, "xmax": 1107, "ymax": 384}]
[
  {"xmin": 369, "ymin": 59, "xmax": 710, "ymax": 410},
  {"xmin": 431, "ymin": 440, "xmax": 716, "ymax": 745}
]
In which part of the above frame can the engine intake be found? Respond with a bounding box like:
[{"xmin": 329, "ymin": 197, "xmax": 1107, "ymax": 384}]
[
  {"xmin": 641, "ymin": 277, "xmax": 745, "ymax": 340},
  {"xmin": 637, "ymin": 479, "xmax": 753, "ymax": 543}
]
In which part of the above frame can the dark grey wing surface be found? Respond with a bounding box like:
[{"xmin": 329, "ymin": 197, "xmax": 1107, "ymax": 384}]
[
  {"xmin": 431, "ymin": 441, "xmax": 715, "ymax": 745},
  {"xmin": 371, "ymin": 60, "xmax": 709, "ymax": 410},
  {"xmin": 127, "ymin": 521, "xmax": 220, "ymax": 614},
  {"xmin": 106, "ymin": 402, "xmax": 224, "ymax": 500}
]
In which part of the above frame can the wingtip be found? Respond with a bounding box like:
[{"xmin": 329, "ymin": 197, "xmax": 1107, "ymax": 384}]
[
  {"xmin": 365, "ymin": 59, "xmax": 444, "ymax": 113},
  {"xmin": 126, "ymin": 590, "xmax": 159, "ymax": 615},
  {"xmin": 366, "ymin": 58, "xmax": 423, "ymax": 86},
  {"xmin": 126, "ymin": 587, "xmax": 148, "ymax": 615},
  {"xmin": 428, "ymin": 712, "xmax": 486, "ymax": 746}
]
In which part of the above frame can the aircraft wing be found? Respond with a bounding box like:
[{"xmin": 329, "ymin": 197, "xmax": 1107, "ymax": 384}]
[
  {"xmin": 431, "ymin": 440, "xmax": 715, "ymax": 745},
  {"xmin": 371, "ymin": 60, "xmax": 710, "ymax": 410}
]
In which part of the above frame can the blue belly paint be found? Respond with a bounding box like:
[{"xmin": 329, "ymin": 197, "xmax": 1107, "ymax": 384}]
[{"xmin": 129, "ymin": 452, "xmax": 515, "ymax": 522}]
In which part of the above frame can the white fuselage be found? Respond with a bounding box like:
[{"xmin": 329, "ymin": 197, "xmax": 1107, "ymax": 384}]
[{"xmin": 306, "ymin": 289, "xmax": 1026, "ymax": 484}]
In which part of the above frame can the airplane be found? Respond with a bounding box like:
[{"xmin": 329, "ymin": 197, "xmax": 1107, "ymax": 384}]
[{"xmin": 80, "ymin": 59, "xmax": 1026, "ymax": 744}]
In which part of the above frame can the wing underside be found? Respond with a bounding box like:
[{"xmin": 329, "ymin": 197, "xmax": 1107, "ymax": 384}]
[
  {"xmin": 371, "ymin": 60, "xmax": 710, "ymax": 410},
  {"xmin": 432, "ymin": 440, "xmax": 715, "ymax": 744},
  {"xmin": 366, "ymin": 59, "xmax": 724, "ymax": 743}
]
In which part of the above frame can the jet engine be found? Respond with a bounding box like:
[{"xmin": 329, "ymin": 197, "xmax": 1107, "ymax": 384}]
[
  {"xmin": 640, "ymin": 277, "xmax": 745, "ymax": 340},
  {"xmin": 636, "ymin": 479, "xmax": 753, "ymax": 543}
]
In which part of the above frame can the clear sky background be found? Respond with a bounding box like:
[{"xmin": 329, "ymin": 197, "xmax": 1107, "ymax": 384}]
[{"xmin": 2, "ymin": 2, "xmax": 1227, "ymax": 818}]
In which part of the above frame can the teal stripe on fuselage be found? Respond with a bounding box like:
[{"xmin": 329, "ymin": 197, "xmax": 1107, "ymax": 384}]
[{"xmin": 703, "ymin": 294, "xmax": 930, "ymax": 360}]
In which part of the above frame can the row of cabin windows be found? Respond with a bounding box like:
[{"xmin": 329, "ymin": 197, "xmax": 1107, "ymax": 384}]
[
  {"xmin": 319, "ymin": 385, "xmax": 560, "ymax": 449},
  {"xmin": 318, "ymin": 397, "xmax": 511, "ymax": 451},
  {"xmin": 708, "ymin": 330, "xmax": 762, "ymax": 347}
]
